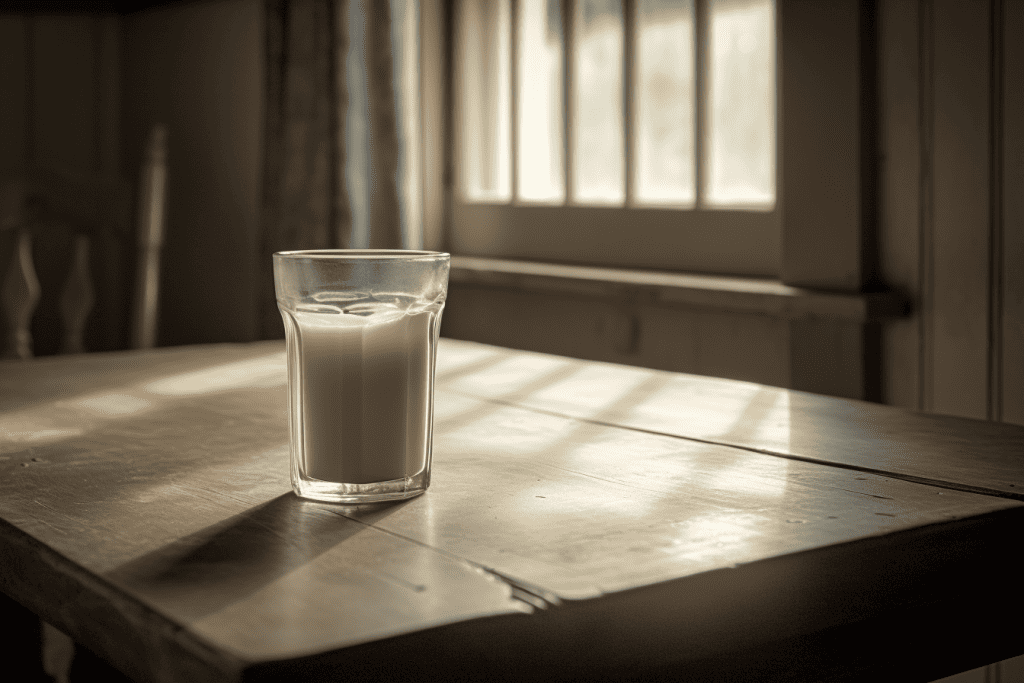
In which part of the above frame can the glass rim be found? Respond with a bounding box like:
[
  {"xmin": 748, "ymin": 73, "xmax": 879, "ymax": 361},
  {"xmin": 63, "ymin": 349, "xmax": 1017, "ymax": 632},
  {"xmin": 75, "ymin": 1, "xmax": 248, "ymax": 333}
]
[{"xmin": 274, "ymin": 249, "xmax": 449, "ymax": 262}]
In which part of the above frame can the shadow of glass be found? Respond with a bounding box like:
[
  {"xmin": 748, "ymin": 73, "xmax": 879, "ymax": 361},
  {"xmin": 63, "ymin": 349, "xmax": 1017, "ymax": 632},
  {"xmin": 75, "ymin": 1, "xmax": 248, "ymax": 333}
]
[{"xmin": 106, "ymin": 493, "xmax": 414, "ymax": 622}]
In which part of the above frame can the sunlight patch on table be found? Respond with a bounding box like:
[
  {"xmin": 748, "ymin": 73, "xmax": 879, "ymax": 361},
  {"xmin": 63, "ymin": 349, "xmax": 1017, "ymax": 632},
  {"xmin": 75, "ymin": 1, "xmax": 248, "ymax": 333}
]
[
  {"xmin": 666, "ymin": 511, "xmax": 768, "ymax": 564},
  {"xmin": 144, "ymin": 353, "xmax": 286, "ymax": 396},
  {"xmin": 434, "ymin": 342, "xmax": 504, "ymax": 376},
  {"xmin": 72, "ymin": 392, "xmax": 152, "ymax": 416},
  {"xmin": 1, "ymin": 390, "xmax": 152, "ymax": 445},
  {"xmin": 442, "ymin": 353, "xmax": 576, "ymax": 399},
  {"xmin": 706, "ymin": 454, "xmax": 788, "ymax": 499},
  {"xmin": 0, "ymin": 423, "xmax": 84, "ymax": 445},
  {"xmin": 438, "ymin": 405, "xmax": 580, "ymax": 457},
  {"xmin": 629, "ymin": 379, "xmax": 764, "ymax": 435},
  {"xmin": 529, "ymin": 364, "xmax": 652, "ymax": 414},
  {"xmin": 1, "ymin": 406, "xmax": 85, "ymax": 444},
  {"xmin": 511, "ymin": 479, "xmax": 658, "ymax": 520}
]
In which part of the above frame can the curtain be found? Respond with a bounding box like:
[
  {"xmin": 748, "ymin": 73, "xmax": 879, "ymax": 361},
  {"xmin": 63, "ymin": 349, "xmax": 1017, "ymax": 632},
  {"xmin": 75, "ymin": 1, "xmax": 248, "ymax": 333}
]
[{"xmin": 258, "ymin": 0, "xmax": 411, "ymax": 339}]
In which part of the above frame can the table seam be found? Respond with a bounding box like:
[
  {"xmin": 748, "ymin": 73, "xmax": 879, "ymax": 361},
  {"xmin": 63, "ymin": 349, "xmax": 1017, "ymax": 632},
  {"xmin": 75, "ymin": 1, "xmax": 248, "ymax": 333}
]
[
  {"xmin": 438, "ymin": 389, "xmax": 1024, "ymax": 503},
  {"xmin": 315, "ymin": 507, "xmax": 563, "ymax": 610}
]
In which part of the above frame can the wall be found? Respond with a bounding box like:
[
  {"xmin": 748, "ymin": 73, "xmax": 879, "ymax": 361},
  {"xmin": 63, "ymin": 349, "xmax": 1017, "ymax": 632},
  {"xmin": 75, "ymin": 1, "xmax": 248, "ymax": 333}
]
[
  {"xmin": 0, "ymin": 13, "xmax": 120, "ymax": 178},
  {"xmin": 878, "ymin": 0, "xmax": 1023, "ymax": 426},
  {"xmin": 122, "ymin": 0, "xmax": 263, "ymax": 347}
]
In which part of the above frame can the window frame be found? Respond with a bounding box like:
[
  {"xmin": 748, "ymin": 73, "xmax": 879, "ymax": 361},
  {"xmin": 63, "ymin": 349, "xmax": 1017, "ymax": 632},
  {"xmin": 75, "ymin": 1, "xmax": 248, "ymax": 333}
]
[
  {"xmin": 448, "ymin": 0, "xmax": 781, "ymax": 277},
  {"xmin": 421, "ymin": 0, "xmax": 870, "ymax": 290}
]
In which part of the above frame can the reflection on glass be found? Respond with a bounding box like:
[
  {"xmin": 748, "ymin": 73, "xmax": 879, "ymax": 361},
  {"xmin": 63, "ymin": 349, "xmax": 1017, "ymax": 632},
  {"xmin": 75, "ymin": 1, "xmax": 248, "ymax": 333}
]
[
  {"xmin": 705, "ymin": 0, "xmax": 775, "ymax": 207},
  {"xmin": 459, "ymin": 0, "xmax": 512, "ymax": 201},
  {"xmin": 573, "ymin": 0, "xmax": 624, "ymax": 204},
  {"xmin": 636, "ymin": 0, "xmax": 695, "ymax": 205},
  {"xmin": 518, "ymin": 0, "xmax": 565, "ymax": 202}
]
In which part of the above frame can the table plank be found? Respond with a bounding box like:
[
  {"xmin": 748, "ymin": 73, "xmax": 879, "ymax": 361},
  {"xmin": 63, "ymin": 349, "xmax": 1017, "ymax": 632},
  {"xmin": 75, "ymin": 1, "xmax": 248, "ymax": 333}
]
[
  {"xmin": 0, "ymin": 343, "xmax": 528, "ymax": 681},
  {"xmin": 361, "ymin": 390, "xmax": 1021, "ymax": 599},
  {"xmin": 436, "ymin": 338, "xmax": 1024, "ymax": 498},
  {"xmin": 2, "ymin": 340, "xmax": 1023, "ymax": 682}
]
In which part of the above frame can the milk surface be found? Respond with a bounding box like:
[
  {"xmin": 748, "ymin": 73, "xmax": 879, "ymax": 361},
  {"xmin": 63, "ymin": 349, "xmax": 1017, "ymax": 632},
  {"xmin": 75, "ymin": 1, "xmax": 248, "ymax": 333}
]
[{"xmin": 291, "ymin": 299, "xmax": 437, "ymax": 484}]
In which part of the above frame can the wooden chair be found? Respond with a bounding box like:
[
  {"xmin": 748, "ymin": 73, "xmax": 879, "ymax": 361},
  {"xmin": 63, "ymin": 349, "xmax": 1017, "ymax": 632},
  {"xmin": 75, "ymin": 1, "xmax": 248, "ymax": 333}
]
[
  {"xmin": 0, "ymin": 125, "xmax": 167, "ymax": 683},
  {"xmin": 0, "ymin": 124, "xmax": 168, "ymax": 359}
]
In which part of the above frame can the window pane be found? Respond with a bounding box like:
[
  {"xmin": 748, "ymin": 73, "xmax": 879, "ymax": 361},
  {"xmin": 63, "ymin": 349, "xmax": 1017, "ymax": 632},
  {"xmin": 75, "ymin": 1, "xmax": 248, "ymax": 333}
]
[
  {"xmin": 636, "ymin": 0, "xmax": 695, "ymax": 205},
  {"xmin": 705, "ymin": 0, "xmax": 775, "ymax": 208},
  {"xmin": 573, "ymin": 0, "xmax": 624, "ymax": 204},
  {"xmin": 517, "ymin": 0, "xmax": 565, "ymax": 202},
  {"xmin": 459, "ymin": 0, "xmax": 512, "ymax": 201}
]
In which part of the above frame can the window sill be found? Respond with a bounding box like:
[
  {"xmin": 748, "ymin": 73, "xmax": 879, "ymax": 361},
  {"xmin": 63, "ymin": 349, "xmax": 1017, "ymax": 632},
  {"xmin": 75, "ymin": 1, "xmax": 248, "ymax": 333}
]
[{"xmin": 449, "ymin": 256, "xmax": 909, "ymax": 322}]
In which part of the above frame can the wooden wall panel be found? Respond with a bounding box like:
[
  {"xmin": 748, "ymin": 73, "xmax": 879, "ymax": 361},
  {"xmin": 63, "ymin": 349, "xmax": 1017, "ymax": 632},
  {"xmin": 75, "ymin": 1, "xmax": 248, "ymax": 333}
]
[
  {"xmin": 0, "ymin": 16, "xmax": 28, "ymax": 174},
  {"xmin": 637, "ymin": 305, "xmax": 701, "ymax": 376},
  {"xmin": 1002, "ymin": 0, "xmax": 1024, "ymax": 426},
  {"xmin": 95, "ymin": 15, "xmax": 121, "ymax": 177},
  {"xmin": 442, "ymin": 285, "xmax": 792, "ymax": 390},
  {"xmin": 789, "ymin": 319, "xmax": 866, "ymax": 400},
  {"xmin": 32, "ymin": 16, "xmax": 98, "ymax": 173},
  {"xmin": 442, "ymin": 286, "xmax": 636, "ymax": 367},
  {"xmin": 689, "ymin": 311, "xmax": 789, "ymax": 390},
  {"xmin": 877, "ymin": 0, "xmax": 921, "ymax": 411},
  {"xmin": 929, "ymin": 0, "xmax": 991, "ymax": 420},
  {"xmin": 779, "ymin": 0, "xmax": 862, "ymax": 291},
  {"xmin": 879, "ymin": 0, "xmax": 1021, "ymax": 429},
  {"xmin": 0, "ymin": 14, "xmax": 119, "ymax": 176}
]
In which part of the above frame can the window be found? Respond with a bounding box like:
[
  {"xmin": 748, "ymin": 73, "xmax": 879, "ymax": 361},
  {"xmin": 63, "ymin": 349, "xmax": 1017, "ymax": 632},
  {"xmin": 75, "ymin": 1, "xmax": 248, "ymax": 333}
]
[{"xmin": 450, "ymin": 0, "xmax": 780, "ymax": 276}]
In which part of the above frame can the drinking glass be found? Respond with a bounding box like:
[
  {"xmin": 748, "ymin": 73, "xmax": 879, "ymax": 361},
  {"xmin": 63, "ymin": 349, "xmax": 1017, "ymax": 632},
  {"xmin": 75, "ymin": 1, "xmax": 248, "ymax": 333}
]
[{"xmin": 273, "ymin": 250, "xmax": 450, "ymax": 503}]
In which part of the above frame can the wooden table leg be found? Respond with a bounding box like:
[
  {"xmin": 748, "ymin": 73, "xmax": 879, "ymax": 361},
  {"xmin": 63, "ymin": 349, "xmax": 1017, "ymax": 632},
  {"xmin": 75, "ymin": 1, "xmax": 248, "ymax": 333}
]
[{"xmin": 41, "ymin": 623, "xmax": 74, "ymax": 683}]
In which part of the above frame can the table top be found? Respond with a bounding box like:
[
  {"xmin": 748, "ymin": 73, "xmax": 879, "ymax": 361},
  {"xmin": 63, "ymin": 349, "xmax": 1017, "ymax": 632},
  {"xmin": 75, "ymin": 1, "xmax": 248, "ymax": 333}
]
[{"xmin": 2, "ymin": 340, "xmax": 1023, "ymax": 682}]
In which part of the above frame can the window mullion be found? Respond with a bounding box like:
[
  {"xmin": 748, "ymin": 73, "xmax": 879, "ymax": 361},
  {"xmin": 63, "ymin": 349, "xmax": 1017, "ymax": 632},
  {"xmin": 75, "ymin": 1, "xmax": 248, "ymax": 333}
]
[
  {"xmin": 510, "ymin": 0, "xmax": 519, "ymax": 203},
  {"xmin": 623, "ymin": 0, "xmax": 636, "ymax": 206},
  {"xmin": 694, "ymin": 0, "xmax": 707, "ymax": 209},
  {"xmin": 563, "ymin": 0, "xmax": 575, "ymax": 205}
]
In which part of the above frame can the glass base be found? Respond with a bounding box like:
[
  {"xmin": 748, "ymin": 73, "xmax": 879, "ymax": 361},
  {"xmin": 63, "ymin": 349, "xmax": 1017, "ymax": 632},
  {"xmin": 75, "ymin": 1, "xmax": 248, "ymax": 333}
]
[{"xmin": 292, "ymin": 470, "xmax": 429, "ymax": 504}]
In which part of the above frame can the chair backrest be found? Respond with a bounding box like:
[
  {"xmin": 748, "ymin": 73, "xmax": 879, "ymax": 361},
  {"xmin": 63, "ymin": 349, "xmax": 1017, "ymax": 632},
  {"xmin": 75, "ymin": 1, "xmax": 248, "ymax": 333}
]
[{"xmin": 0, "ymin": 125, "xmax": 168, "ymax": 359}]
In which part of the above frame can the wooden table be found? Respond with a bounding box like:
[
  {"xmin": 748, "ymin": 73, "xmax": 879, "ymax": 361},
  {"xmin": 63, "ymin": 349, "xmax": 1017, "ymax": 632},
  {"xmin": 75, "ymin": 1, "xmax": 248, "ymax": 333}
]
[{"xmin": 1, "ymin": 340, "xmax": 1023, "ymax": 682}]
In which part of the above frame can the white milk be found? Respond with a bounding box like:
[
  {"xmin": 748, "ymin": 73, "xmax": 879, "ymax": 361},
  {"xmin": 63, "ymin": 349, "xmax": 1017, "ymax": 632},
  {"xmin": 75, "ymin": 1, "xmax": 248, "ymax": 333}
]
[{"xmin": 291, "ymin": 304, "xmax": 436, "ymax": 484}]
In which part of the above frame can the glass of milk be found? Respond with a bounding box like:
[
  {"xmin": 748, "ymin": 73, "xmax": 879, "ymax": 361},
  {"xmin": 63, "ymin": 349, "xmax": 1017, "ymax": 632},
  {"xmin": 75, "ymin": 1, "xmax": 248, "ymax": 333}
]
[{"xmin": 273, "ymin": 250, "xmax": 450, "ymax": 503}]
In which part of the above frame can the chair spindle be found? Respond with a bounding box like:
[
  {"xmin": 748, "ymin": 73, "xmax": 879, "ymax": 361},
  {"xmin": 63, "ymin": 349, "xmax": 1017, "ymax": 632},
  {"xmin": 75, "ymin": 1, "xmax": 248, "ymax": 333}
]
[
  {"xmin": 131, "ymin": 124, "xmax": 168, "ymax": 350},
  {"xmin": 59, "ymin": 234, "xmax": 94, "ymax": 354},
  {"xmin": 1, "ymin": 230, "xmax": 41, "ymax": 360}
]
